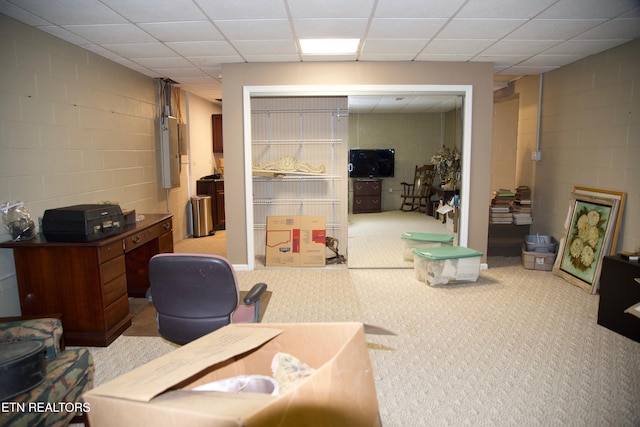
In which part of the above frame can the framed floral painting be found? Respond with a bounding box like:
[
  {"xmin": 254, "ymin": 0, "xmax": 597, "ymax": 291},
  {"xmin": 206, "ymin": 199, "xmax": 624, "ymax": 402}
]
[{"xmin": 553, "ymin": 193, "xmax": 620, "ymax": 293}]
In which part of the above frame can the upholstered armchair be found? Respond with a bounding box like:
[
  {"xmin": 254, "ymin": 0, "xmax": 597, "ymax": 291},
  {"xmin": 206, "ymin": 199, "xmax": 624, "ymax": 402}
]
[{"xmin": 0, "ymin": 317, "xmax": 94, "ymax": 426}]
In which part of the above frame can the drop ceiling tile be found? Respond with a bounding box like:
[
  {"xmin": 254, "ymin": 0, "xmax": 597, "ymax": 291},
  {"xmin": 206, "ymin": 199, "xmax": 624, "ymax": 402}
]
[
  {"xmin": 37, "ymin": 25, "xmax": 94, "ymax": 46},
  {"xmin": 517, "ymin": 54, "xmax": 583, "ymax": 67},
  {"xmin": 301, "ymin": 53, "xmax": 358, "ymax": 62},
  {"xmin": 232, "ymin": 40, "xmax": 298, "ymax": 56},
  {"xmin": 194, "ymin": 0, "xmax": 288, "ymax": 20},
  {"xmin": 361, "ymin": 39, "xmax": 428, "ymax": 55},
  {"xmin": 138, "ymin": 21, "xmax": 224, "ymax": 42},
  {"xmin": 575, "ymin": 18, "xmax": 640, "ymax": 39},
  {"xmin": 287, "ymin": 0, "xmax": 375, "ymax": 19},
  {"xmin": 0, "ymin": 1, "xmax": 50, "ymax": 26},
  {"xmin": 3, "ymin": 0, "xmax": 126, "ymax": 25},
  {"xmin": 543, "ymin": 39, "xmax": 626, "ymax": 55},
  {"xmin": 472, "ymin": 55, "xmax": 531, "ymax": 67},
  {"xmin": 456, "ymin": 0, "xmax": 557, "ymax": 19},
  {"xmin": 367, "ymin": 18, "xmax": 447, "ymax": 39},
  {"xmin": 154, "ymin": 67, "xmax": 210, "ymax": 78},
  {"xmin": 165, "ymin": 41, "xmax": 238, "ymax": 57},
  {"xmin": 214, "ymin": 19, "xmax": 292, "ymax": 40},
  {"xmin": 507, "ymin": 19, "xmax": 607, "ymax": 40},
  {"xmin": 374, "ymin": 0, "xmax": 467, "ymax": 18},
  {"xmin": 243, "ymin": 54, "xmax": 302, "ymax": 62},
  {"xmin": 102, "ymin": 42, "xmax": 177, "ymax": 58},
  {"xmin": 100, "ymin": 0, "xmax": 207, "ymax": 22},
  {"xmin": 359, "ymin": 53, "xmax": 420, "ymax": 61},
  {"xmin": 438, "ymin": 19, "xmax": 527, "ymax": 39},
  {"xmin": 414, "ymin": 53, "xmax": 476, "ymax": 62},
  {"xmin": 63, "ymin": 24, "xmax": 157, "ymax": 45},
  {"xmin": 537, "ymin": 0, "xmax": 638, "ymax": 19},
  {"xmin": 482, "ymin": 40, "xmax": 558, "ymax": 55},
  {"xmin": 422, "ymin": 39, "xmax": 495, "ymax": 55},
  {"xmin": 130, "ymin": 56, "xmax": 195, "ymax": 69},
  {"xmin": 498, "ymin": 65, "xmax": 560, "ymax": 74},
  {"xmin": 292, "ymin": 18, "xmax": 369, "ymax": 39}
]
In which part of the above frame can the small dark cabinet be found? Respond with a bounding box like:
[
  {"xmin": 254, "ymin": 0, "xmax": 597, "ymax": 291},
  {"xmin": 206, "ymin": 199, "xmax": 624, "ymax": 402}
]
[
  {"xmin": 597, "ymin": 255, "xmax": 640, "ymax": 342},
  {"xmin": 212, "ymin": 114, "xmax": 223, "ymax": 153},
  {"xmin": 487, "ymin": 223, "xmax": 530, "ymax": 256},
  {"xmin": 353, "ymin": 179, "xmax": 382, "ymax": 214}
]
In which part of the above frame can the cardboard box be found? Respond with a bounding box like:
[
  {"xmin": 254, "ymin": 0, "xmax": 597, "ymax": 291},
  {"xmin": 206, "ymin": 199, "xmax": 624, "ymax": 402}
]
[
  {"xmin": 266, "ymin": 216, "xmax": 326, "ymax": 267},
  {"xmin": 401, "ymin": 232, "xmax": 454, "ymax": 261},
  {"xmin": 84, "ymin": 323, "xmax": 379, "ymax": 427},
  {"xmin": 413, "ymin": 246, "xmax": 482, "ymax": 286},
  {"xmin": 521, "ymin": 244, "xmax": 556, "ymax": 271}
]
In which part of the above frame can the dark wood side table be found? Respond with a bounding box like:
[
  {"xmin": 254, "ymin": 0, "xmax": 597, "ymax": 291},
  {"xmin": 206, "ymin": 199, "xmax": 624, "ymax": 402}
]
[
  {"xmin": 597, "ymin": 255, "xmax": 640, "ymax": 343},
  {"xmin": 353, "ymin": 179, "xmax": 382, "ymax": 214},
  {"xmin": 0, "ymin": 213, "xmax": 173, "ymax": 346}
]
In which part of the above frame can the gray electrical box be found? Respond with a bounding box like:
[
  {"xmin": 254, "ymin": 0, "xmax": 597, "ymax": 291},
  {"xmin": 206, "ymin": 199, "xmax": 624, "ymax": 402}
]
[{"xmin": 157, "ymin": 116, "xmax": 180, "ymax": 189}]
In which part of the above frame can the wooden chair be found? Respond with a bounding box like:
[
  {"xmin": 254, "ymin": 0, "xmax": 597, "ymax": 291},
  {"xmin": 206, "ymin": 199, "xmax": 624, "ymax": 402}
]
[{"xmin": 400, "ymin": 165, "xmax": 436, "ymax": 213}]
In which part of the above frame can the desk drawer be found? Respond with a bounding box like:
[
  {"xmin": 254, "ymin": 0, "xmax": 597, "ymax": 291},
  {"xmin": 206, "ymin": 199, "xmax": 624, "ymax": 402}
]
[
  {"xmin": 102, "ymin": 274, "xmax": 127, "ymax": 307},
  {"xmin": 105, "ymin": 294, "xmax": 129, "ymax": 329},
  {"xmin": 98, "ymin": 240, "xmax": 124, "ymax": 263},
  {"xmin": 100, "ymin": 255, "xmax": 126, "ymax": 284},
  {"xmin": 124, "ymin": 225, "xmax": 159, "ymax": 252}
]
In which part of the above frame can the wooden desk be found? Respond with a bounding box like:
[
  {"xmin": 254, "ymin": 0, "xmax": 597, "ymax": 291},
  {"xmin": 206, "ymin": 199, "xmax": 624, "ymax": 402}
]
[{"xmin": 0, "ymin": 213, "xmax": 173, "ymax": 346}]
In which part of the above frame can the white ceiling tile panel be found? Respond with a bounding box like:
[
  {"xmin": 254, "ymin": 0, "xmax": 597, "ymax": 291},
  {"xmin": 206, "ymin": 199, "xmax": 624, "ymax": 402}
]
[
  {"xmin": 138, "ymin": 22, "xmax": 224, "ymax": 42},
  {"xmin": 232, "ymin": 40, "xmax": 298, "ymax": 56},
  {"xmin": 292, "ymin": 18, "xmax": 369, "ymax": 39},
  {"xmin": 37, "ymin": 26, "xmax": 95, "ymax": 46},
  {"xmin": 507, "ymin": 19, "xmax": 608, "ymax": 40},
  {"xmin": 438, "ymin": 19, "xmax": 527, "ymax": 39},
  {"xmin": 414, "ymin": 54, "xmax": 477, "ymax": 62},
  {"xmin": 543, "ymin": 39, "xmax": 626, "ymax": 55},
  {"xmin": 361, "ymin": 39, "xmax": 430, "ymax": 55},
  {"xmin": 359, "ymin": 53, "xmax": 419, "ymax": 61},
  {"xmin": 194, "ymin": 0, "xmax": 288, "ymax": 20},
  {"xmin": 456, "ymin": 0, "xmax": 558, "ymax": 19},
  {"xmin": 215, "ymin": 19, "xmax": 293, "ymax": 40},
  {"xmin": 62, "ymin": 24, "xmax": 158, "ymax": 45},
  {"xmin": 422, "ymin": 39, "xmax": 496, "ymax": 55},
  {"xmin": 472, "ymin": 55, "xmax": 531, "ymax": 67},
  {"xmin": 287, "ymin": 0, "xmax": 376, "ymax": 19},
  {"xmin": 101, "ymin": 42, "xmax": 178, "ymax": 58},
  {"xmin": 367, "ymin": 19, "xmax": 447, "ymax": 39},
  {"xmin": 575, "ymin": 18, "xmax": 640, "ymax": 39},
  {"xmin": 165, "ymin": 41, "xmax": 238, "ymax": 57},
  {"xmin": 481, "ymin": 40, "xmax": 559, "ymax": 55},
  {"xmin": 100, "ymin": 0, "xmax": 207, "ymax": 22},
  {"xmin": 537, "ymin": 0, "xmax": 639, "ymax": 19},
  {"xmin": 374, "ymin": 0, "xmax": 467, "ymax": 18},
  {"xmin": 242, "ymin": 54, "xmax": 302, "ymax": 62},
  {"xmin": 0, "ymin": 1, "xmax": 50, "ymax": 26},
  {"xmin": 7, "ymin": 0, "xmax": 126, "ymax": 25},
  {"xmin": 129, "ymin": 56, "xmax": 195, "ymax": 69},
  {"xmin": 517, "ymin": 54, "xmax": 583, "ymax": 67}
]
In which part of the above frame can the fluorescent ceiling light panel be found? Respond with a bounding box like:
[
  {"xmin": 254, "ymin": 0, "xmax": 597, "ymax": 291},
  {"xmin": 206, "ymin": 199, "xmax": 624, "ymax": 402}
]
[{"xmin": 300, "ymin": 38, "xmax": 359, "ymax": 54}]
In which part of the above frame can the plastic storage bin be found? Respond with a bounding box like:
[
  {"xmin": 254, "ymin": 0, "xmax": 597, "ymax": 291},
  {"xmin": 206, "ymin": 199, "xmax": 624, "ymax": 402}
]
[
  {"xmin": 521, "ymin": 244, "xmax": 557, "ymax": 271},
  {"xmin": 401, "ymin": 232, "xmax": 454, "ymax": 261},
  {"xmin": 413, "ymin": 246, "xmax": 483, "ymax": 286},
  {"xmin": 524, "ymin": 235, "xmax": 558, "ymax": 253}
]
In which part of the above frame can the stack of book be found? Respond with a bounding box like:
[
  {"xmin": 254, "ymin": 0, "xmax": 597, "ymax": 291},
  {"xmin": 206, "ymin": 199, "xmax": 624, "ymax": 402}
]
[
  {"xmin": 512, "ymin": 186, "xmax": 532, "ymax": 225},
  {"xmin": 490, "ymin": 189, "xmax": 515, "ymax": 224}
]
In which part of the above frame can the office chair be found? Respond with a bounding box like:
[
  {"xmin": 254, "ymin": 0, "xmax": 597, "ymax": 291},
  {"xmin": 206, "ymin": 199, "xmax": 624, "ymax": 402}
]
[{"xmin": 148, "ymin": 253, "xmax": 268, "ymax": 345}]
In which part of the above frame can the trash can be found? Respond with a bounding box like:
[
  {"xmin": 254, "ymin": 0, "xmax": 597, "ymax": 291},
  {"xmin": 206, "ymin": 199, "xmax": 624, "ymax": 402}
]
[{"xmin": 191, "ymin": 195, "xmax": 213, "ymax": 237}]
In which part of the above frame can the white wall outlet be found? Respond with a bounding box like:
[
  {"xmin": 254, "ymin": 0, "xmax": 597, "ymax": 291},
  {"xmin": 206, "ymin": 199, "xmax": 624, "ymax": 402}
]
[{"xmin": 531, "ymin": 151, "xmax": 542, "ymax": 161}]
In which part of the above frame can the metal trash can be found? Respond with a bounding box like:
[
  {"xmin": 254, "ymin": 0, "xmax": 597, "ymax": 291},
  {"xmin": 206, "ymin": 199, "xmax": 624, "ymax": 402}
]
[{"xmin": 191, "ymin": 195, "xmax": 213, "ymax": 237}]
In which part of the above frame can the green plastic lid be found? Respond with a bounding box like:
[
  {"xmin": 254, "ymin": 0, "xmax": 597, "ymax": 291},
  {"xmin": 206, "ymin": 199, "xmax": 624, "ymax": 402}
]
[
  {"xmin": 401, "ymin": 232, "xmax": 454, "ymax": 243},
  {"xmin": 412, "ymin": 246, "xmax": 483, "ymax": 260}
]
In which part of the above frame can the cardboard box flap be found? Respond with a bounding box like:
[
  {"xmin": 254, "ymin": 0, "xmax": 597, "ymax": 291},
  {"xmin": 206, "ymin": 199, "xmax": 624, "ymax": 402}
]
[{"xmin": 88, "ymin": 326, "xmax": 283, "ymax": 402}]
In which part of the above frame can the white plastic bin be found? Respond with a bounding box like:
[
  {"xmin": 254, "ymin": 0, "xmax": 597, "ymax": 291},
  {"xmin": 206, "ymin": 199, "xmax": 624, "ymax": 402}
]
[
  {"xmin": 413, "ymin": 246, "xmax": 483, "ymax": 286},
  {"xmin": 401, "ymin": 232, "xmax": 454, "ymax": 261}
]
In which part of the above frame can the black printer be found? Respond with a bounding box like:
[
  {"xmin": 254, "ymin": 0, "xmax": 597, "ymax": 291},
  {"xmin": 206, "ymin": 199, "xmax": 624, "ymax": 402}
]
[{"xmin": 42, "ymin": 204, "xmax": 123, "ymax": 242}]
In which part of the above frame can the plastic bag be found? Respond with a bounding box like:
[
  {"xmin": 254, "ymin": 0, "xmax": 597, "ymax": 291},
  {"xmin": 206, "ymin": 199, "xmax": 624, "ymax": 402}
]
[{"xmin": 1, "ymin": 201, "xmax": 36, "ymax": 241}]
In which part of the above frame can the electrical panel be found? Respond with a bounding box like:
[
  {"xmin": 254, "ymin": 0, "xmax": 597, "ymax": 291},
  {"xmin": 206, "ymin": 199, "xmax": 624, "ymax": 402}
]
[{"xmin": 157, "ymin": 116, "xmax": 180, "ymax": 188}]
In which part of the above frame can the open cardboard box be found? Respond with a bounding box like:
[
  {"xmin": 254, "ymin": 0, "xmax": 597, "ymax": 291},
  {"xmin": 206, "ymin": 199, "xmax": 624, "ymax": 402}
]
[
  {"xmin": 265, "ymin": 216, "xmax": 326, "ymax": 267},
  {"xmin": 84, "ymin": 323, "xmax": 380, "ymax": 426}
]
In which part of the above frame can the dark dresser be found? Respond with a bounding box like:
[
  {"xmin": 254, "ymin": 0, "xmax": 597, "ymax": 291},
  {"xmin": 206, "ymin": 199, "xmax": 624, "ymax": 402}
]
[
  {"xmin": 353, "ymin": 179, "xmax": 382, "ymax": 214},
  {"xmin": 597, "ymin": 255, "xmax": 640, "ymax": 342}
]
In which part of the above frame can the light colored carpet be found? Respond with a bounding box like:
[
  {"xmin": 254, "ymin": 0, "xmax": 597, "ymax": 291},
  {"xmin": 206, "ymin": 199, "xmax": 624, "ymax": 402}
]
[
  {"xmin": 174, "ymin": 230, "xmax": 227, "ymax": 256},
  {"xmin": 348, "ymin": 210, "xmax": 456, "ymax": 269},
  {"xmin": 81, "ymin": 217, "xmax": 640, "ymax": 427}
]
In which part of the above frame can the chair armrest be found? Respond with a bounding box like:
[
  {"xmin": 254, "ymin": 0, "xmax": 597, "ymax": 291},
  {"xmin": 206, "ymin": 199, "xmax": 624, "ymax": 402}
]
[{"xmin": 243, "ymin": 282, "xmax": 268, "ymax": 305}]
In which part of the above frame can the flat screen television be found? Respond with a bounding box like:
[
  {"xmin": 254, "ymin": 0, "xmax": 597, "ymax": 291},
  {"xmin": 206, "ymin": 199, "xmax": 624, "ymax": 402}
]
[{"xmin": 348, "ymin": 148, "xmax": 395, "ymax": 178}]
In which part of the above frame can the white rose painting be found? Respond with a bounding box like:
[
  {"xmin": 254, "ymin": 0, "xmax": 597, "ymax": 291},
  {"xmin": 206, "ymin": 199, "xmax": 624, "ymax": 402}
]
[{"xmin": 560, "ymin": 200, "xmax": 612, "ymax": 285}]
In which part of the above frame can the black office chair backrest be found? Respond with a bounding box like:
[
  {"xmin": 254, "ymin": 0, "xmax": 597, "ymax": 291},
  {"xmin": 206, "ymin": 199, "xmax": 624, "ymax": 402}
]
[{"xmin": 148, "ymin": 253, "xmax": 240, "ymax": 345}]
